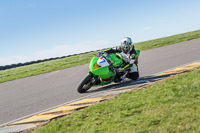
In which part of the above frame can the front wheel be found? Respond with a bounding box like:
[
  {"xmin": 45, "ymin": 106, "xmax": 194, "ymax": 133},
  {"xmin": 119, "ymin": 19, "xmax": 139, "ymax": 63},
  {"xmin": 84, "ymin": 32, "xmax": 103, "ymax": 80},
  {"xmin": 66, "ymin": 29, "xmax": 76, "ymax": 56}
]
[{"xmin": 77, "ymin": 73, "xmax": 94, "ymax": 93}]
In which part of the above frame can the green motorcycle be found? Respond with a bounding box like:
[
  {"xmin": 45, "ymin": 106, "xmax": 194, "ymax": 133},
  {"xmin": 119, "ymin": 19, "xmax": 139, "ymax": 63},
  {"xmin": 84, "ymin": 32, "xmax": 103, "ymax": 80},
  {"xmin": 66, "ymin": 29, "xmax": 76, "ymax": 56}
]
[{"xmin": 77, "ymin": 50, "xmax": 140, "ymax": 93}]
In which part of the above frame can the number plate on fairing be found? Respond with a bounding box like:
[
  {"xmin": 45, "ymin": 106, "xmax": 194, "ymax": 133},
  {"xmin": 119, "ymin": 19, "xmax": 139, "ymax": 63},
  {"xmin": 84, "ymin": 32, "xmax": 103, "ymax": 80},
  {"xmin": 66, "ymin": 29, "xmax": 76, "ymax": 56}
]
[{"xmin": 97, "ymin": 57, "xmax": 109, "ymax": 67}]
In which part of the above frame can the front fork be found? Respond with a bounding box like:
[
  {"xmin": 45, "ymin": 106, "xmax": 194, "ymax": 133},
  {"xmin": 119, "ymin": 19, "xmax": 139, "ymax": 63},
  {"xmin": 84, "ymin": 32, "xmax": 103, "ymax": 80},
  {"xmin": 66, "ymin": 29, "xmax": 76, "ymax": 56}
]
[{"xmin": 89, "ymin": 72, "xmax": 101, "ymax": 85}]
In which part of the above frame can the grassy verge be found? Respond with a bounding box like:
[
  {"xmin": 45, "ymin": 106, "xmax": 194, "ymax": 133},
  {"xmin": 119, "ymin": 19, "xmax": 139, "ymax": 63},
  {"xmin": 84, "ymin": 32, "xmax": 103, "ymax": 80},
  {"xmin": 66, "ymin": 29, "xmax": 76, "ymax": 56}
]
[
  {"xmin": 135, "ymin": 30, "xmax": 200, "ymax": 50},
  {"xmin": 0, "ymin": 51, "xmax": 97, "ymax": 83},
  {"xmin": 32, "ymin": 68, "xmax": 200, "ymax": 133},
  {"xmin": 0, "ymin": 30, "xmax": 200, "ymax": 83}
]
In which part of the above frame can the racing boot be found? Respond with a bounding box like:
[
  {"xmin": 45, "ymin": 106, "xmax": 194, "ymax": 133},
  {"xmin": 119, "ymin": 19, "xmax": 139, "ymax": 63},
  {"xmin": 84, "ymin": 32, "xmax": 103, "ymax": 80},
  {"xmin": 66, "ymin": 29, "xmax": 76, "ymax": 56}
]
[{"xmin": 120, "ymin": 73, "xmax": 127, "ymax": 83}]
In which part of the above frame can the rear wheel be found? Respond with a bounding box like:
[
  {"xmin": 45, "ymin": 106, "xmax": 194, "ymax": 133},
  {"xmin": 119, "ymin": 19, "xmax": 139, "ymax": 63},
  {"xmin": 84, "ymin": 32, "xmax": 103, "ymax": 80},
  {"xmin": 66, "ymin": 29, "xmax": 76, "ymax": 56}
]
[{"xmin": 77, "ymin": 73, "xmax": 94, "ymax": 93}]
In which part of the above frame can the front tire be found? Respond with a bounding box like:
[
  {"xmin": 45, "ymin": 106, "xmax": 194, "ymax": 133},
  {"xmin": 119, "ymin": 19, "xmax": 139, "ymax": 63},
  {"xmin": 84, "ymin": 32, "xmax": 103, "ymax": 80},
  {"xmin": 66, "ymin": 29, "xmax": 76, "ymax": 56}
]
[{"xmin": 77, "ymin": 73, "xmax": 94, "ymax": 93}]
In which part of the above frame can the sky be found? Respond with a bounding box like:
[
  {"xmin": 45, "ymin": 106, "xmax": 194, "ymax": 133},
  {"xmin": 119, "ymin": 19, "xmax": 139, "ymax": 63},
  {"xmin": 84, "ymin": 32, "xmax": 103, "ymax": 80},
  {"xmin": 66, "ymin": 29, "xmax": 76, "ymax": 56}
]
[{"xmin": 0, "ymin": 0, "xmax": 200, "ymax": 66}]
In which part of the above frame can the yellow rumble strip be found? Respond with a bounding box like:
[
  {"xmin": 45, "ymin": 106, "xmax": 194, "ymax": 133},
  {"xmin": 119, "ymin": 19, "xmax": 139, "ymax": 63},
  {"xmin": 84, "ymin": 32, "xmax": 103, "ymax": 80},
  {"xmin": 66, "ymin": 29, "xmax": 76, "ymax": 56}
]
[
  {"xmin": 12, "ymin": 114, "xmax": 66, "ymax": 125},
  {"xmin": 10, "ymin": 97, "xmax": 105, "ymax": 125},
  {"xmin": 157, "ymin": 62, "xmax": 200, "ymax": 75}
]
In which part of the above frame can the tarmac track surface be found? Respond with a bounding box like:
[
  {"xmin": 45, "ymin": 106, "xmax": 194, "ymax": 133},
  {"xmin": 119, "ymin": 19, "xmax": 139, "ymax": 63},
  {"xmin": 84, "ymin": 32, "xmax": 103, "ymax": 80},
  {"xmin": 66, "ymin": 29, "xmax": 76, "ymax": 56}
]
[{"xmin": 0, "ymin": 38, "xmax": 200, "ymax": 125}]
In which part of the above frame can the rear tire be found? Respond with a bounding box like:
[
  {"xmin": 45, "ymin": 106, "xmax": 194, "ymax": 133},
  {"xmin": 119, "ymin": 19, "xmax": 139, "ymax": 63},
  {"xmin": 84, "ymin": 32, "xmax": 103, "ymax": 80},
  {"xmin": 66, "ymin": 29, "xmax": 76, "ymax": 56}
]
[{"xmin": 77, "ymin": 73, "xmax": 94, "ymax": 93}]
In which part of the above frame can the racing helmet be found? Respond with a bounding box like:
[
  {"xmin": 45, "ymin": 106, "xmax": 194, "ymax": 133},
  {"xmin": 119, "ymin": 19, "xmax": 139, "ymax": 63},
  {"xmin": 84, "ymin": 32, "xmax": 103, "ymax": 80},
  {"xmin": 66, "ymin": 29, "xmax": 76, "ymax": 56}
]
[{"xmin": 121, "ymin": 37, "xmax": 132, "ymax": 53}]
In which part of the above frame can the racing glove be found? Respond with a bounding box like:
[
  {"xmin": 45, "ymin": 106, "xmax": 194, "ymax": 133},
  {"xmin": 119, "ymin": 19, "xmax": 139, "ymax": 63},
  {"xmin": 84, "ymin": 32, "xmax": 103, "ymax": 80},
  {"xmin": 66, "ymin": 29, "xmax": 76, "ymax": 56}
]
[{"xmin": 97, "ymin": 51, "xmax": 108, "ymax": 57}]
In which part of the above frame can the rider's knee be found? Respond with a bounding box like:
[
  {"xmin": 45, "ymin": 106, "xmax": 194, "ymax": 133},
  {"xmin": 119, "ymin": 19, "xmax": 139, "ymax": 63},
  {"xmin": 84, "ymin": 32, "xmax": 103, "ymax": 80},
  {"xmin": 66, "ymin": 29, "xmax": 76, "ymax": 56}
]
[{"xmin": 128, "ymin": 72, "xmax": 139, "ymax": 80}]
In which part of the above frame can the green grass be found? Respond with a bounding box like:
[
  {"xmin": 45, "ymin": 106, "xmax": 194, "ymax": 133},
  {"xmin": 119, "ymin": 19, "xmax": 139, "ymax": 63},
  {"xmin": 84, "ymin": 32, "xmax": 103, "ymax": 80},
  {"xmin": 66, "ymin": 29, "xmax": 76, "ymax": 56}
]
[
  {"xmin": 32, "ymin": 68, "xmax": 200, "ymax": 133},
  {"xmin": 1, "ymin": 30, "xmax": 200, "ymax": 83},
  {"xmin": 0, "ymin": 51, "xmax": 97, "ymax": 83},
  {"xmin": 135, "ymin": 30, "xmax": 200, "ymax": 50}
]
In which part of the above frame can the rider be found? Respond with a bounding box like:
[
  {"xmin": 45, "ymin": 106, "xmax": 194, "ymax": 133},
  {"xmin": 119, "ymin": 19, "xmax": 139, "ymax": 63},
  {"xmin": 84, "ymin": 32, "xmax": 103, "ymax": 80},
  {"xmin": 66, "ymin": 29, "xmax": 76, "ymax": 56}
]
[{"xmin": 100, "ymin": 37, "xmax": 139, "ymax": 81}]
